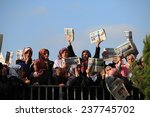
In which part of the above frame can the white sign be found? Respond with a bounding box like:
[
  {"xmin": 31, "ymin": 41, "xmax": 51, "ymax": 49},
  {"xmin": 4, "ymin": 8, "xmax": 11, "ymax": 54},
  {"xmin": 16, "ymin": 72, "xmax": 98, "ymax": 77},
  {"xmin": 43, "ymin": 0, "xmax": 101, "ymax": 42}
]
[
  {"xmin": 16, "ymin": 50, "xmax": 23, "ymax": 60},
  {"xmin": 63, "ymin": 57, "xmax": 80, "ymax": 66},
  {"xmin": 114, "ymin": 40, "xmax": 138, "ymax": 58},
  {"xmin": 88, "ymin": 57, "xmax": 104, "ymax": 72},
  {"xmin": 0, "ymin": 52, "xmax": 5, "ymax": 64},
  {"xmin": 64, "ymin": 28, "xmax": 74, "ymax": 42},
  {"xmin": 102, "ymin": 48, "xmax": 117, "ymax": 61},
  {"xmin": 89, "ymin": 28, "xmax": 106, "ymax": 44},
  {"xmin": 106, "ymin": 77, "xmax": 130, "ymax": 100}
]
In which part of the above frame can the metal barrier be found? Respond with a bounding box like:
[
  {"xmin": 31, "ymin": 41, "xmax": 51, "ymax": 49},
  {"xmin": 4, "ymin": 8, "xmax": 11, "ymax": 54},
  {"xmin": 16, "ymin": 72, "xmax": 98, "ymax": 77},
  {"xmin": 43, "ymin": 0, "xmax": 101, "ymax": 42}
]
[{"xmin": 21, "ymin": 85, "xmax": 144, "ymax": 100}]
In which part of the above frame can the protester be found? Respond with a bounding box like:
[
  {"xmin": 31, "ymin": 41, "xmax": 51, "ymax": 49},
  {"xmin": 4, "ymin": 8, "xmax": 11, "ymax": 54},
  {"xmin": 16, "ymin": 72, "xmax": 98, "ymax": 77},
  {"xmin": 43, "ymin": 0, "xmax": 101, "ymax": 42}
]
[
  {"xmin": 31, "ymin": 48, "xmax": 54, "ymax": 85},
  {"xmin": 66, "ymin": 35, "xmax": 101, "ymax": 76},
  {"xmin": 16, "ymin": 47, "xmax": 33, "ymax": 77},
  {"xmin": 125, "ymin": 54, "xmax": 136, "ymax": 69},
  {"xmin": 115, "ymin": 55, "xmax": 129, "ymax": 78},
  {"xmin": 105, "ymin": 64, "xmax": 131, "ymax": 100}
]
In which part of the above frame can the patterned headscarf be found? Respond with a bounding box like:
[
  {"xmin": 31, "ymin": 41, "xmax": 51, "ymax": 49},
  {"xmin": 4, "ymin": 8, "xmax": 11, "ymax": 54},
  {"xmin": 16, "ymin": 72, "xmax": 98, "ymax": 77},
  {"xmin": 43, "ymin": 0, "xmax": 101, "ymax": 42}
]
[
  {"xmin": 22, "ymin": 47, "xmax": 33, "ymax": 59},
  {"xmin": 58, "ymin": 47, "xmax": 69, "ymax": 59}
]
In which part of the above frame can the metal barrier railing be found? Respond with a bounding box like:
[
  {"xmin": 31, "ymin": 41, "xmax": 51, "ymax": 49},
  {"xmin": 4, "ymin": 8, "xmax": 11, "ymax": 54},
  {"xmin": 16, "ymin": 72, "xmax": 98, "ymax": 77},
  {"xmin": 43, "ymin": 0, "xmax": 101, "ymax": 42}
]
[{"xmin": 20, "ymin": 85, "xmax": 144, "ymax": 100}]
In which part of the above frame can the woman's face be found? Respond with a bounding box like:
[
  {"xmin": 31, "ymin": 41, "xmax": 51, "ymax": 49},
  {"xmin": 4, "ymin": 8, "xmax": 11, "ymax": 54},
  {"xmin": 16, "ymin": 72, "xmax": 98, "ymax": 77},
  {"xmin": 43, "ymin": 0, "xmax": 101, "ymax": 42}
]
[
  {"xmin": 127, "ymin": 56, "xmax": 135, "ymax": 64},
  {"xmin": 82, "ymin": 52, "xmax": 89, "ymax": 60},
  {"xmin": 24, "ymin": 50, "xmax": 32, "ymax": 59},
  {"xmin": 105, "ymin": 66, "xmax": 112, "ymax": 76},
  {"xmin": 43, "ymin": 51, "xmax": 49, "ymax": 60},
  {"xmin": 61, "ymin": 50, "xmax": 69, "ymax": 59},
  {"xmin": 105, "ymin": 66, "xmax": 118, "ymax": 77}
]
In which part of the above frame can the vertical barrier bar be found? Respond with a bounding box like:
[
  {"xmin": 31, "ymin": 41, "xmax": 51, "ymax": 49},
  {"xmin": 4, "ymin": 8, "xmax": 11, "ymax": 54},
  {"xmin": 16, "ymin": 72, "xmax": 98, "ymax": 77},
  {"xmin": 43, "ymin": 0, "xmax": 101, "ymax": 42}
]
[
  {"xmin": 52, "ymin": 87, "xmax": 54, "ymax": 100},
  {"xmin": 110, "ymin": 94, "xmax": 113, "ymax": 100},
  {"xmin": 131, "ymin": 90, "xmax": 134, "ymax": 100},
  {"xmin": 81, "ymin": 88, "xmax": 83, "ymax": 100},
  {"xmin": 102, "ymin": 87, "xmax": 105, "ymax": 100},
  {"xmin": 88, "ymin": 88, "xmax": 90, "ymax": 100},
  {"xmin": 59, "ymin": 87, "xmax": 63, "ymax": 100},
  {"xmin": 66, "ymin": 87, "xmax": 69, "ymax": 100},
  {"xmin": 30, "ymin": 86, "xmax": 33, "ymax": 100},
  {"xmin": 38, "ymin": 86, "xmax": 40, "ymax": 100},
  {"xmin": 74, "ymin": 87, "xmax": 76, "ymax": 100},
  {"xmin": 45, "ymin": 86, "xmax": 48, "ymax": 100},
  {"xmin": 22, "ymin": 88, "xmax": 25, "ymax": 100},
  {"xmin": 95, "ymin": 87, "xmax": 98, "ymax": 100}
]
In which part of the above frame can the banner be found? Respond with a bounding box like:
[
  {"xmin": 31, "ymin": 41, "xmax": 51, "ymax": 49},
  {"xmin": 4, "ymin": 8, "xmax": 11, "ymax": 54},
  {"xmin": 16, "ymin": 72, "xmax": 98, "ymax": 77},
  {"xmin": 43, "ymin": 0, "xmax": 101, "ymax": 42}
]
[
  {"xmin": 64, "ymin": 28, "xmax": 74, "ymax": 42},
  {"xmin": 89, "ymin": 28, "xmax": 106, "ymax": 44}
]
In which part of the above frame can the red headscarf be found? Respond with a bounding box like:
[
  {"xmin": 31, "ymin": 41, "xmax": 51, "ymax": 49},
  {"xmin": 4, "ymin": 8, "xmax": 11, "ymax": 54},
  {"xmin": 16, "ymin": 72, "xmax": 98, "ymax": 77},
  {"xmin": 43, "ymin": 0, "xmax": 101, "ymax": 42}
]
[{"xmin": 39, "ymin": 48, "xmax": 49, "ymax": 59}]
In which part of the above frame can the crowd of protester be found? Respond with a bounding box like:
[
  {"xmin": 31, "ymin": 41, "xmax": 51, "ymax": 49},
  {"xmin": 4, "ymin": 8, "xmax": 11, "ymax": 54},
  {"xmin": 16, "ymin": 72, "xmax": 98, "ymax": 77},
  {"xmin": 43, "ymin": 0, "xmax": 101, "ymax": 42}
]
[{"xmin": 0, "ymin": 37, "xmax": 145, "ymax": 100}]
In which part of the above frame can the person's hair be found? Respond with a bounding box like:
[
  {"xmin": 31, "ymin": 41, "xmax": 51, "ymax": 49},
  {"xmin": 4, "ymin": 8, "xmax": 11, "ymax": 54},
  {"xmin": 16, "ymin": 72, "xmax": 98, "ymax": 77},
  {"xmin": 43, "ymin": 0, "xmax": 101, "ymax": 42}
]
[
  {"xmin": 39, "ymin": 48, "xmax": 49, "ymax": 59},
  {"xmin": 138, "ymin": 56, "xmax": 144, "ymax": 65},
  {"xmin": 81, "ymin": 50, "xmax": 91, "ymax": 58},
  {"xmin": 23, "ymin": 47, "xmax": 33, "ymax": 56}
]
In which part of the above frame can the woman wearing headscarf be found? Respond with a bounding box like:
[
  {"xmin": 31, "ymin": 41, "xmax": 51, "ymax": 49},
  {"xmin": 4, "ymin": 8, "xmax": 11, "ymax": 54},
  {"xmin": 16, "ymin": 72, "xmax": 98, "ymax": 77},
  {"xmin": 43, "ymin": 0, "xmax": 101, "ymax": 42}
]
[
  {"xmin": 16, "ymin": 47, "xmax": 33, "ymax": 77},
  {"xmin": 67, "ymin": 36, "xmax": 101, "ymax": 76},
  {"xmin": 53, "ymin": 47, "xmax": 70, "ymax": 69},
  {"xmin": 16, "ymin": 47, "xmax": 33, "ymax": 66},
  {"xmin": 32, "ymin": 48, "xmax": 54, "ymax": 85}
]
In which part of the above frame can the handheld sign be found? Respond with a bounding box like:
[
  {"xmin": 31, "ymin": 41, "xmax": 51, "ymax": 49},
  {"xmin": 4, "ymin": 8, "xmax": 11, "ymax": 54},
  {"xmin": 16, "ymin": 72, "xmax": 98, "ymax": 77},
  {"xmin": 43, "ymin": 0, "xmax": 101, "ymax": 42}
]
[
  {"xmin": 102, "ymin": 48, "xmax": 118, "ymax": 61},
  {"xmin": 63, "ymin": 57, "xmax": 80, "ymax": 66},
  {"xmin": 16, "ymin": 50, "xmax": 23, "ymax": 60},
  {"xmin": 0, "ymin": 52, "xmax": 5, "ymax": 64},
  {"xmin": 5, "ymin": 51, "xmax": 14, "ymax": 65},
  {"xmin": 114, "ymin": 40, "xmax": 138, "ymax": 58},
  {"xmin": 64, "ymin": 28, "xmax": 74, "ymax": 42},
  {"xmin": 89, "ymin": 28, "xmax": 106, "ymax": 44},
  {"xmin": 88, "ymin": 57, "xmax": 104, "ymax": 72},
  {"xmin": 105, "ymin": 77, "xmax": 130, "ymax": 100}
]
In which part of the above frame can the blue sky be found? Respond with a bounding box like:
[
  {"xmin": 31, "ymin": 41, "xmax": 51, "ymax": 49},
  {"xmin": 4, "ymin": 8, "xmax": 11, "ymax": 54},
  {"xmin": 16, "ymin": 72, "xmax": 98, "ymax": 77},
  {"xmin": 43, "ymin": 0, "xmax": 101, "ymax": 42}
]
[{"xmin": 0, "ymin": 0, "xmax": 150, "ymax": 63}]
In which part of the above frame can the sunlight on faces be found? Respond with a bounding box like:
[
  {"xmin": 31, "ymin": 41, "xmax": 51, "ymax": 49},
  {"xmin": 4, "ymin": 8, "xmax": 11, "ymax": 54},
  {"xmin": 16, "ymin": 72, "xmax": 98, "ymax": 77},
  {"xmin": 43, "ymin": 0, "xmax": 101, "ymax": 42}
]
[
  {"xmin": 127, "ymin": 54, "xmax": 135, "ymax": 64},
  {"xmin": 24, "ymin": 50, "xmax": 32, "ymax": 59},
  {"xmin": 61, "ymin": 50, "xmax": 69, "ymax": 59}
]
